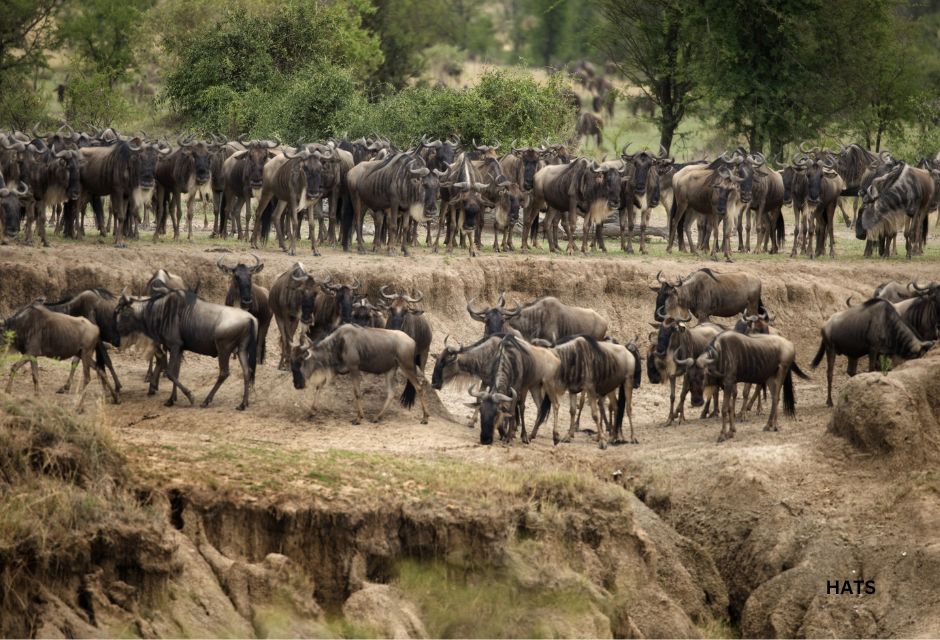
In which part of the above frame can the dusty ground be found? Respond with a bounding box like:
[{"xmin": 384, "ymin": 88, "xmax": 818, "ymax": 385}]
[{"xmin": 1, "ymin": 216, "xmax": 939, "ymax": 637}]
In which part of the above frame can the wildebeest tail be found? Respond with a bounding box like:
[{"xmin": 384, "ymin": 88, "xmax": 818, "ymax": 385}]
[
  {"xmin": 400, "ymin": 380, "xmax": 417, "ymax": 408},
  {"xmin": 533, "ymin": 392, "xmax": 552, "ymax": 432},
  {"xmin": 668, "ymin": 195, "xmax": 678, "ymax": 227},
  {"xmin": 626, "ymin": 342, "xmax": 642, "ymax": 389},
  {"xmin": 615, "ymin": 381, "xmax": 626, "ymax": 433},
  {"xmin": 790, "ymin": 361, "xmax": 810, "ymax": 380},
  {"xmin": 260, "ymin": 200, "xmax": 275, "ymax": 243},
  {"xmin": 811, "ymin": 335, "xmax": 826, "ymax": 369},
  {"xmin": 94, "ymin": 341, "xmax": 108, "ymax": 371},
  {"xmin": 776, "ymin": 213, "xmax": 785, "ymax": 246},
  {"xmin": 247, "ymin": 319, "xmax": 258, "ymax": 383},
  {"xmin": 783, "ymin": 368, "xmax": 796, "ymax": 417},
  {"xmin": 339, "ymin": 178, "xmax": 354, "ymax": 251}
]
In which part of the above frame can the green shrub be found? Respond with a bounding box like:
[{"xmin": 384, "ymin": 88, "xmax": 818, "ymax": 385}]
[
  {"xmin": 63, "ymin": 72, "xmax": 132, "ymax": 129},
  {"xmin": 0, "ymin": 72, "xmax": 49, "ymax": 130}
]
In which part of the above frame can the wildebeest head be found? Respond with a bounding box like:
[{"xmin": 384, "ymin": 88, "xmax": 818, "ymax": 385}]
[
  {"xmin": 622, "ymin": 147, "xmax": 663, "ymax": 195},
  {"xmin": 290, "ymin": 335, "xmax": 331, "ymax": 391},
  {"xmin": 590, "ymin": 160, "xmax": 623, "ymax": 210},
  {"xmin": 177, "ymin": 135, "xmax": 212, "ymax": 185},
  {"xmin": 431, "ymin": 334, "xmax": 463, "ymax": 389},
  {"xmin": 323, "ymin": 276, "xmax": 361, "ymax": 324},
  {"xmin": 233, "ymin": 137, "xmax": 279, "ymax": 191},
  {"xmin": 351, "ymin": 296, "xmax": 383, "ymax": 328},
  {"xmin": 467, "ymin": 293, "xmax": 513, "ymax": 335},
  {"xmin": 497, "ymin": 178, "xmax": 523, "ymax": 225},
  {"xmin": 408, "ymin": 159, "xmax": 443, "ymax": 216},
  {"xmin": 128, "ymin": 138, "xmax": 171, "ymax": 189},
  {"xmin": 218, "ymin": 254, "xmax": 263, "ymax": 309},
  {"xmin": 512, "ymin": 146, "xmax": 543, "ymax": 190},
  {"xmin": 650, "ymin": 270, "xmax": 716, "ymax": 321},
  {"xmin": 467, "ymin": 383, "xmax": 516, "ymax": 445},
  {"xmin": 0, "ymin": 182, "xmax": 29, "ymax": 241},
  {"xmin": 805, "ymin": 156, "xmax": 838, "ymax": 204},
  {"xmin": 53, "ymin": 149, "xmax": 83, "ymax": 201},
  {"xmin": 712, "ymin": 167, "xmax": 742, "ymax": 216},
  {"xmin": 855, "ymin": 162, "xmax": 905, "ymax": 240},
  {"xmin": 292, "ymin": 264, "xmax": 331, "ymax": 326},
  {"xmin": 380, "ymin": 285, "xmax": 424, "ymax": 331}
]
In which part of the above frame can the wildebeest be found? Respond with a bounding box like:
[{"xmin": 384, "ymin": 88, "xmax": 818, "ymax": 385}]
[
  {"xmin": 79, "ymin": 137, "xmax": 170, "ymax": 245},
  {"xmin": 21, "ymin": 147, "xmax": 82, "ymax": 247},
  {"xmin": 473, "ymin": 157, "xmax": 522, "ymax": 253},
  {"xmin": 268, "ymin": 263, "xmax": 332, "ymax": 369},
  {"xmin": 252, "ymin": 145, "xmax": 328, "ymax": 256},
  {"xmin": 350, "ymin": 296, "xmax": 385, "ymax": 328},
  {"xmin": 1, "ymin": 299, "xmax": 117, "ymax": 409},
  {"xmin": 575, "ymin": 112, "xmax": 604, "ymax": 146},
  {"xmin": 154, "ymin": 135, "xmax": 213, "ymax": 241},
  {"xmin": 43, "ymin": 288, "xmax": 124, "ymax": 396},
  {"xmin": 811, "ymin": 298, "xmax": 935, "ymax": 406},
  {"xmin": 308, "ymin": 275, "xmax": 361, "ymax": 342},
  {"xmin": 347, "ymin": 152, "xmax": 444, "ymax": 255},
  {"xmin": 855, "ymin": 163, "xmax": 935, "ymax": 259},
  {"xmin": 620, "ymin": 146, "xmax": 669, "ymax": 254},
  {"xmin": 647, "ymin": 316, "xmax": 723, "ymax": 425},
  {"xmin": 803, "ymin": 156, "xmax": 846, "ymax": 259},
  {"xmin": 218, "ymin": 254, "xmax": 271, "ymax": 365},
  {"xmin": 667, "ymin": 162, "xmax": 743, "ymax": 261},
  {"xmin": 500, "ymin": 146, "xmax": 545, "ymax": 247},
  {"xmin": 290, "ymin": 324, "xmax": 429, "ymax": 424},
  {"xmin": 892, "ymin": 282, "xmax": 940, "ymax": 341},
  {"xmin": 114, "ymin": 288, "xmax": 258, "ymax": 410},
  {"xmin": 468, "ymin": 334, "xmax": 559, "ymax": 445},
  {"xmin": 467, "ymin": 294, "xmax": 607, "ymax": 341},
  {"xmin": 781, "ymin": 156, "xmax": 810, "ymax": 256},
  {"xmin": 651, "ymin": 268, "xmax": 763, "ymax": 322},
  {"xmin": 434, "ymin": 155, "xmax": 490, "ymax": 255},
  {"xmin": 679, "ymin": 332, "xmax": 809, "ymax": 442},
  {"xmin": 0, "ymin": 180, "xmax": 29, "ymax": 243},
  {"xmin": 874, "ymin": 280, "xmax": 921, "ymax": 303},
  {"xmin": 379, "ymin": 286, "xmax": 432, "ymax": 372},
  {"xmin": 529, "ymin": 158, "xmax": 623, "ymax": 254},
  {"xmin": 531, "ymin": 335, "xmax": 641, "ymax": 448},
  {"xmin": 219, "ymin": 138, "xmax": 279, "ymax": 240},
  {"xmin": 431, "ymin": 334, "xmax": 503, "ymax": 427}
]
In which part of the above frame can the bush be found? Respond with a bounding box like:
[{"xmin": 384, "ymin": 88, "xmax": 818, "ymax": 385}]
[
  {"xmin": 63, "ymin": 72, "xmax": 132, "ymax": 129},
  {"xmin": 0, "ymin": 72, "xmax": 49, "ymax": 130}
]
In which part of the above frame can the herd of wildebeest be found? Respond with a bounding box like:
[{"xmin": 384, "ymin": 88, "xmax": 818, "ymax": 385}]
[
  {"xmin": 2, "ymin": 125, "xmax": 940, "ymax": 260},
  {"xmin": 1, "ymin": 256, "xmax": 937, "ymax": 444}
]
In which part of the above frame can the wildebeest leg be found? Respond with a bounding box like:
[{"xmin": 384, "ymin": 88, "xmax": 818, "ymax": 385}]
[
  {"xmin": 574, "ymin": 392, "xmax": 585, "ymax": 430},
  {"xmin": 738, "ymin": 383, "xmax": 751, "ymax": 420},
  {"xmin": 164, "ymin": 347, "xmax": 195, "ymax": 407},
  {"xmin": 827, "ymin": 203, "xmax": 836, "ymax": 258},
  {"xmin": 591, "ymin": 394, "xmax": 608, "ymax": 449},
  {"xmin": 837, "ymin": 199, "xmax": 850, "ymax": 227},
  {"xmin": 58, "ymin": 356, "xmax": 81, "ymax": 393},
  {"xmin": 763, "ymin": 374, "xmax": 782, "ymax": 432},
  {"xmin": 565, "ymin": 199, "xmax": 577, "ymax": 255},
  {"xmin": 722, "ymin": 214, "xmax": 733, "ymax": 262},
  {"xmin": 621, "ymin": 204, "xmax": 635, "ymax": 253},
  {"xmin": 6, "ymin": 356, "xmax": 33, "ymax": 393},
  {"xmin": 28, "ymin": 358, "xmax": 41, "ymax": 396},
  {"xmin": 73, "ymin": 352, "xmax": 91, "ymax": 410},
  {"xmin": 202, "ymin": 350, "xmax": 232, "ymax": 408},
  {"xmin": 720, "ymin": 385, "xmax": 737, "ymax": 442},
  {"xmin": 186, "ymin": 192, "xmax": 197, "ymax": 241},
  {"xmin": 397, "ymin": 360, "xmax": 429, "ymax": 424},
  {"xmin": 790, "ymin": 207, "xmax": 801, "ymax": 257},
  {"xmin": 640, "ymin": 204, "xmax": 651, "ymax": 254},
  {"xmin": 171, "ymin": 191, "xmax": 182, "ymax": 240},
  {"xmin": 736, "ymin": 208, "xmax": 745, "ymax": 252},
  {"xmin": 664, "ymin": 376, "xmax": 678, "ymax": 426},
  {"xmin": 846, "ymin": 356, "xmax": 858, "ymax": 377}
]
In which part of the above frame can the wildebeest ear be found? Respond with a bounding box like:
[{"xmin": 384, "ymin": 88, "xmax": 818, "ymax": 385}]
[
  {"xmin": 464, "ymin": 402, "xmax": 479, "ymax": 409},
  {"xmin": 231, "ymin": 149, "xmax": 248, "ymax": 159},
  {"xmin": 648, "ymin": 286, "xmax": 661, "ymax": 293},
  {"xmin": 410, "ymin": 309, "xmax": 425, "ymax": 316},
  {"xmin": 430, "ymin": 352, "xmax": 440, "ymax": 360},
  {"xmin": 648, "ymin": 322, "xmax": 661, "ymax": 329}
]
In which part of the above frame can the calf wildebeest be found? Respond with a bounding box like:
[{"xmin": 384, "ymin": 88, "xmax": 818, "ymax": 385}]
[
  {"xmin": 0, "ymin": 180, "xmax": 29, "ymax": 243},
  {"xmin": 679, "ymin": 332, "xmax": 809, "ymax": 442},
  {"xmin": 855, "ymin": 162, "xmax": 935, "ymax": 259},
  {"xmin": 43, "ymin": 288, "xmax": 124, "ymax": 396},
  {"xmin": 575, "ymin": 112, "xmax": 604, "ymax": 146},
  {"xmin": 219, "ymin": 138, "xmax": 279, "ymax": 240},
  {"xmin": 379, "ymin": 286, "xmax": 432, "ymax": 371},
  {"xmin": 529, "ymin": 157, "xmax": 623, "ymax": 254},
  {"xmin": 531, "ymin": 335, "xmax": 641, "ymax": 448},
  {"xmin": 468, "ymin": 334, "xmax": 559, "ymax": 445},
  {"xmin": 218, "ymin": 254, "xmax": 271, "ymax": 365},
  {"xmin": 667, "ymin": 162, "xmax": 743, "ymax": 261},
  {"xmin": 290, "ymin": 325, "xmax": 429, "ymax": 424},
  {"xmin": 647, "ymin": 316, "xmax": 723, "ymax": 425},
  {"xmin": 651, "ymin": 268, "xmax": 763, "ymax": 323},
  {"xmin": 467, "ymin": 294, "xmax": 608, "ymax": 341},
  {"xmin": 79, "ymin": 137, "xmax": 170, "ymax": 245},
  {"xmin": 1, "ymin": 300, "xmax": 117, "ymax": 409},
  {"xmin": 347, "ymin": 152, "xmax": 443, "ymax": 255},
  {"xmin": 268, "ymin": 263, "xmax": 332, "ymax": 369},
  {"xmin": 811, "ymin": 298, "xmax": 935, "ymax": 406},
  {"xmin": 892, "ymin": 282, "xmax": 940, "ymax": 341},
  {"xmin": 114, "ymin": 288, "xmax": 258, "ymax": 410},
  {"xmin": 154, "ymin": 135, "xmax": 213, "ymax": 241}
]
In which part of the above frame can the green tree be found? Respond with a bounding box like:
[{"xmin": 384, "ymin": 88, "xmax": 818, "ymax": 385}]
[
  {"xmin": 0, "ymin": 0, "xmax": 63, "ymax": 74},
  {"xmin": 595, "ymin": 0, "xmax": 698, "ymax": 153},
  {"xmin": 57, "ymin": 0, "xmax": 154, "ymax": 86}
]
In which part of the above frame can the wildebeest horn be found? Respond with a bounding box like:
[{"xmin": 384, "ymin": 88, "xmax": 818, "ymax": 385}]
[
  {"xmin": 910, "ymin": 280, "xmax": 930, "ymax": 293},
  {"xmin": 264, "ymin": 138, "xmax": 280, "ymax": 148},
  {"xmin": 217, "ymin": 256, "xmax": 234, "ymax": 273},
  {"xmin": 177, "ymin": 134, "xmax": 194, "ymax": 147},
  {"xmin": 466, "ymin": 297, "xmax": 487, "ymax": 321},
  {"xmin": 799, "ymin": 141, "xmax": 814, "ymax": 153},
  {"xmin": 867, "ymin": 184, "xmax": 878, "ymax": 199},
  {"xmin": 250, "ymin": 254, "xmax": 263, "ymax": 273},
  {"xmin": 468, "ymin": 384, "xmax": 484, "ymax": 398},
  {"xmin": 283, "ymin": 146, "xmax": 304, "ymax": 159},
  {"xmin": 496, "ymin": 292, "xmax": 506, "ymax": 308},
  {"xmin": 409, "ymin": 160, "xmax": 430, "ymax": 177},
  {"xmin": 1, "ymin": 182, "xmax": 30, "ymax": 197},
  {"xmin": 291, "ymin": 263, "xmax": 309, "ymax": 281},
  {"xmin": 654, "ymin": 305, "xmax": 666, "ymax": 321},
  {"xmin": 718, "ymin": 166, "xmax": 731, "ymax": 179},
  {"xmin": 673, "ymin": 353, "xmax": 695, "ymax": 367},
  {"xmin": 751, "ymin": 152, "xmax": 765, "ymax": 167},
  {"xmin": 380, "ymin": 284, "xmax": 398, "ymax": 300},
  {"xmin": 404, "ymin": 290, "xmax": 423, "ymax": 303},
  {"xmin": 127, "ymin": 138, "xmax": 143, "ymax": 151}
]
